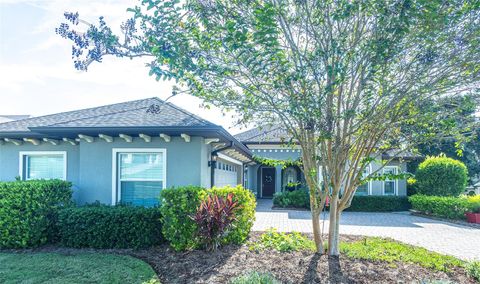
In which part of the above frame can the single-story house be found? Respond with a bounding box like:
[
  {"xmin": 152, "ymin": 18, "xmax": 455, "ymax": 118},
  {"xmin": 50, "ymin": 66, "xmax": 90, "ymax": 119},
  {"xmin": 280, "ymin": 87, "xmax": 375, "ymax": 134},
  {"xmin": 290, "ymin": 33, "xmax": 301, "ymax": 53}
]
[
  {"xmin": 0, "ymin": 97, "xmax": 411, "ymax": 206},
  {"xmin": 0, "ymin": 98, "xmax": 253, "ymax": 206},
  {"xmin": 234, "ymin": 125, "xmax": 411, "ymax": 198}
]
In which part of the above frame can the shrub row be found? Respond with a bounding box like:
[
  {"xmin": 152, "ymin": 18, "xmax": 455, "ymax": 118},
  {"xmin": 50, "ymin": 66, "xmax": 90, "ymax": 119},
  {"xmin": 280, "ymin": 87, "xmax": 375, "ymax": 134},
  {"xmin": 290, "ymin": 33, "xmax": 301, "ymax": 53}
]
[
  {"xmin": 273, "ymin": 189, "xmax": 410, "ymax": 212},
  {"xmin": 345, "ymin": 196, "xmax": 411, "ymax": 212},
  {"xmin": 160, "ymin": 185, "xmax": 256, "ymax": 251},
  {"xmin": 57, "ymin": 205, "xmax": 163, "ymax": 249},
  {"xmin": 409, "ymin": 194, "xmax": 479, "ymax": 219},
  {"xmin": 0, "ymin": 180, "xmax": 72, "ymax": 248}
]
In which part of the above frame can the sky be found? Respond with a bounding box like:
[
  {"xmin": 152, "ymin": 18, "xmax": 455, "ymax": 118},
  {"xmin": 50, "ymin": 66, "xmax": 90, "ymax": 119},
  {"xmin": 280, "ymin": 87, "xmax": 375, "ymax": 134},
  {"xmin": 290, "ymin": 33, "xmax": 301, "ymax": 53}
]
[{"xmin": 0, "ymin": 0, "xmax": 246, "ymax": 134}]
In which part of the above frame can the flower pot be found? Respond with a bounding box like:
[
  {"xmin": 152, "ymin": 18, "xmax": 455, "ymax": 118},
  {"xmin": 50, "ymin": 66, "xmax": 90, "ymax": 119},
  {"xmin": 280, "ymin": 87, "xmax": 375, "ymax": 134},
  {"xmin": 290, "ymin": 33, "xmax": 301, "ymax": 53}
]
[{"xmin": 465, "ymin": 212, "xmax": 480, "ymax": 224}]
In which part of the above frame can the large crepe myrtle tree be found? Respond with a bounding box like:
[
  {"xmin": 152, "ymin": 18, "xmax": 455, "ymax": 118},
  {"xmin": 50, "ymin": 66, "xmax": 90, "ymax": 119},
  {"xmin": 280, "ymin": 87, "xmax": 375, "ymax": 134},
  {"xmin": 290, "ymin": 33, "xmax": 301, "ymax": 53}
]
[{"xmin": 57, "ymin": 0, "xmax": 480, "ymax": 255}]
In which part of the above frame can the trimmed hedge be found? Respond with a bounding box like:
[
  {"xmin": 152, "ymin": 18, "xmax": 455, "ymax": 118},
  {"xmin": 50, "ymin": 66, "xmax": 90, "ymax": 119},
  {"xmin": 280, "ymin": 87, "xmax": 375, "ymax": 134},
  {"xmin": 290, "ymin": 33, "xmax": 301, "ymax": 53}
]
[
  {"xmin": 415, "ymin": 155, "xmax": 468, "ymax": 197},
  {"xmin": 160, "ymin": 185, "xmax": 256, "ymax": 251},
  {"xmin": 409, "ymin": 194, "xmax": 472, "ymax": 219},
  {"xmin": 273, "ymin": 189, "xmax": 410, "ymax": 212},
  {"xmin": 58, "ymin": 205, "xmax": 163, "ymax": 249},
  {"xmin": 0, "ymin": 180, "xmax": 72, "ymax": 248},
  {"xmin": 273, "ymin": 189, "xmax": 310, "ymax": 209},
  {"xmin": 346, "ymin": 196, "xmax": 411, "ymax": 212},
  {"xmin": 160, "ymin": 186, "xmax": 206, "ymax": 251}
]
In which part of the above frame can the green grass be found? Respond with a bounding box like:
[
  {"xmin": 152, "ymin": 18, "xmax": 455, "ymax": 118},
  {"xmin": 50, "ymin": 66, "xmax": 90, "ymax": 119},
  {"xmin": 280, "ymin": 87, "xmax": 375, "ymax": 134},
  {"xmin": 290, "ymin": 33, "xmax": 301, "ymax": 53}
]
[
  {"xmin": 230, "ymin": 271, "xmax": 280, "ymax": 284},
  {"xmin": 340, "ymin": 237, "xmax": 464, "ymax": 272},
  {"xmin": 0, "ymin": 252, "xmax": 160, "ymax": 284},
  {"xmin": 466, "ymin": 261, "xmax": 480, "ymax": 282}
]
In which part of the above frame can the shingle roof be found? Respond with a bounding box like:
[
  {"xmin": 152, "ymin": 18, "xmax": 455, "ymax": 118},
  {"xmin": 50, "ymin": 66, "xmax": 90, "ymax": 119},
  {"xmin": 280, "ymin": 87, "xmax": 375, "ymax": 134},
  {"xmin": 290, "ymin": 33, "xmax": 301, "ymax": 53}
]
[
  {"xmin": 234, "ymin": 125, "xmax": 291, "ymax": 143},
  {"xmin": 0, "ymin": 97, "xmax": 216, "ymax": 132}
]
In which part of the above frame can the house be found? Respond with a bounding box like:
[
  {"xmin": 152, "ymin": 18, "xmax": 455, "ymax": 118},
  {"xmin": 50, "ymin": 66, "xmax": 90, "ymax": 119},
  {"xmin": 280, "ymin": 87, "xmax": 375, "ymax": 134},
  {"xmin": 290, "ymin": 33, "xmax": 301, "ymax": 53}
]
[
  {"xmin": 0, "ymin": 98, "xmax": 253, "ymax": 206},
  {"xmin": 234, "ymin": 125, "xmax": 411, "ymax": 198}
]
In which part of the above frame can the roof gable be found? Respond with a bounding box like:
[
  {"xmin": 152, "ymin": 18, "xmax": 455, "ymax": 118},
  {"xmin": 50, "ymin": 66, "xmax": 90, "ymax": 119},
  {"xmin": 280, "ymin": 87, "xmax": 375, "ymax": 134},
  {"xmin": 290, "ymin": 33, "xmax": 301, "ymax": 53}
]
[{"xmin": 0, "ymin": 97, "xmax": 216, "ymax": 132}]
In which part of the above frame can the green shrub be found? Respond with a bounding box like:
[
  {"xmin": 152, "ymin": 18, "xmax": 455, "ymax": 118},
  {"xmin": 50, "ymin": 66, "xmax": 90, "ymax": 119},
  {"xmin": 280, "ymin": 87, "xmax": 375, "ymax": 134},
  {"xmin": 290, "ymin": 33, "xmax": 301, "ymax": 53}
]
[
  {"xmin": 467, "ymin": 195, "xmax": 480, "ymax": 213},
  {"xmin": 230, "ymin": 271, "xmax": 280, "ymax": 284},
  {"xmin": 409, "ymin": 194, "xmax": 471, "ymax": 219},
  {"xmin": 250, "ymin": 228, "xmax": 315, "ymax": 252},
  {"xmin": 209, "ymin": 185, "xmax": 256, "ymax": 244},
  {"xmin": 346, "ymin": 196, "xmax": 411, "ymax": 212},
  {"xmin": 0, "ymin": 180, "xmax": 72, "ymax": 248},
  {"xmin": 58, "ymin": 205, "xmax": 163, "ymax": 249},
  {"xmin": 415, "ymin": 155, "xmax": 468, "ymax": 196},
  {"xmin": 160, "ymin": 185, "xmax": 256, "ymax": 251},
  {"xmin": 160, "ymin": 186, "xmax": 206, "ymax": 251},
  {"xmin": 466, "ymin": 261, "xmax": 480, "ymax": 282},
  {"xmin": 273, "ymin": 189, "xmax": 310, "ymax": 209}
]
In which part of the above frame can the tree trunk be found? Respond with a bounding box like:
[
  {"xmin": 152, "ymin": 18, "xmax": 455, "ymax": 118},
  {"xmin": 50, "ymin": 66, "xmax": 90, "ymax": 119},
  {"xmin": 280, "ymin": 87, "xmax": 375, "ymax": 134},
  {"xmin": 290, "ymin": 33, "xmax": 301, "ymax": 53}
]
[
  {"xmin": 312, "ymin": 209, "xmax": 324, "ymax": 253},
  {"xmin": 328, "ymin": 196, "xmax": 341, "ymax": 255}
]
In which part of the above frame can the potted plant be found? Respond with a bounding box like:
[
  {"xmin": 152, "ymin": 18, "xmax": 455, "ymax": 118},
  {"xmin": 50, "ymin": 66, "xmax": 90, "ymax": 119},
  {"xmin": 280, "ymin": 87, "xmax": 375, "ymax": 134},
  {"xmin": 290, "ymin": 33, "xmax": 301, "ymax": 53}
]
[{"xmin": 465, "ymin": 204, "xmax": 480, "ymax": 224}]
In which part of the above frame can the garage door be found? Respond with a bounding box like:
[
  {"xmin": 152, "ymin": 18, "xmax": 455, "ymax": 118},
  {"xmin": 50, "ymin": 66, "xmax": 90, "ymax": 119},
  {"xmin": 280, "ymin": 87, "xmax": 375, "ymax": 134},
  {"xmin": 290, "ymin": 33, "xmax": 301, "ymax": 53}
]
[{"xmin": 214, "ymin": 160, "xmax": 239, "ymax": 187}]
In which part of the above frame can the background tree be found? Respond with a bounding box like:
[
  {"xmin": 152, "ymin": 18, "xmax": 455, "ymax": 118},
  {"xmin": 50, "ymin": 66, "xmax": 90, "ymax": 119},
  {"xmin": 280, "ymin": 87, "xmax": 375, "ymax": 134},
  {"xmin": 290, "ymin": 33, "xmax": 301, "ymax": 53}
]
[{"xmin": 57, "ymin": 0, "xmax": 480, "ymax": 255}]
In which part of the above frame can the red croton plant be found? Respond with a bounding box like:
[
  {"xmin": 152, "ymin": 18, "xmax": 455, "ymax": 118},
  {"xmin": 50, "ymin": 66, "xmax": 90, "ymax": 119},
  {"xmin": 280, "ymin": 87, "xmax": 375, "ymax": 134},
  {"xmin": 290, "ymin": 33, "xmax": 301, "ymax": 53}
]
[{"xmin": 192, "ymin": 193, "xmax": 242, "ymax": 251}]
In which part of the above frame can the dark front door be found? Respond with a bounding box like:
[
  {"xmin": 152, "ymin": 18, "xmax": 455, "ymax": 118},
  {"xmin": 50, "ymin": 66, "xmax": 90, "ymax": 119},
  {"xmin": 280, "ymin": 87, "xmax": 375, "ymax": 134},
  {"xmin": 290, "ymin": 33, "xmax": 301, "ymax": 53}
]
[{"xmin": 262, "ymin": 167, "xmax": 276, "ymax": 197}]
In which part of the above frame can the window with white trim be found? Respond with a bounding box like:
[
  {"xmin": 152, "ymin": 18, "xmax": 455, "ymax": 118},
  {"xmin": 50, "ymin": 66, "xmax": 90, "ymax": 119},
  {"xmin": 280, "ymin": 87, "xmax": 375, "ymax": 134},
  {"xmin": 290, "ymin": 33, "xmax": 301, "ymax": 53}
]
[
  {"xmin": 383, "ymin": 166, "xmax": 398, "ymax": 195},
  {"xmin": 116, "ymin": 151, "xmax": 166, "ymax": 207},
  {"xmin": 20, "ymin": 151, "xmax": 66, "ymax": 180},
  {"xmin": 355, "ymin": 166, "xmax": 370, "ymax": 196}
]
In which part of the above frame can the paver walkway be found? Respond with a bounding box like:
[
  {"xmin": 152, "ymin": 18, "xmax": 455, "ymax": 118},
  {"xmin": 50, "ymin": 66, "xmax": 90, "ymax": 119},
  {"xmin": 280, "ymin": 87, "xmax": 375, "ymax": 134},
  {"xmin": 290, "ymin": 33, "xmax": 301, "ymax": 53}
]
[{"xmin": 253, "ymin": 199, "xmax": 480, "ymax": 261}]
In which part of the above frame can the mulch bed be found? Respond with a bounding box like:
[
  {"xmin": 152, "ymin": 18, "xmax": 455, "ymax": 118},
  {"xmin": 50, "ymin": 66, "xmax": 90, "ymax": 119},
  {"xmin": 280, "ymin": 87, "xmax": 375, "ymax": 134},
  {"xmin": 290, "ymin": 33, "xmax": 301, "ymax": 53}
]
[{"xmin": 2, "ymin": 233, "xmax": 474, "ymax": 284}]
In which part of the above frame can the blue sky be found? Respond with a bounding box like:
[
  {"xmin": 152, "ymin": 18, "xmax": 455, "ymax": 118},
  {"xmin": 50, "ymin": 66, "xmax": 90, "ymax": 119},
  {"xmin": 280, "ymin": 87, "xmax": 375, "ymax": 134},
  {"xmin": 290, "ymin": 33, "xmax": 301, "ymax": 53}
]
[{"xmin": 0, "ymin": 0, "xmax": 244, "ymax": 133}]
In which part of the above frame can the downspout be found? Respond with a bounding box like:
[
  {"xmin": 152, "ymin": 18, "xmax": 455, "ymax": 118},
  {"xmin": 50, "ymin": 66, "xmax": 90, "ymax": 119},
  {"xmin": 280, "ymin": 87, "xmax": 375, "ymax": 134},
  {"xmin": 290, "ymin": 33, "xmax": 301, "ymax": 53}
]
[{"xmin": 210, "ymin": 141, "xmax": 234, "ymax": 188}]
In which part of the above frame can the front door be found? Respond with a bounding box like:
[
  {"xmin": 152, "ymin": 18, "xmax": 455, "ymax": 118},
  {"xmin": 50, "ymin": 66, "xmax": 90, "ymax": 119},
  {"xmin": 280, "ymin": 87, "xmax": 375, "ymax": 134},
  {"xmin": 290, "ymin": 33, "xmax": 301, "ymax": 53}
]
[{"xmin": 261, "ymin": 167, "xmax": 276, "ymax": 197}]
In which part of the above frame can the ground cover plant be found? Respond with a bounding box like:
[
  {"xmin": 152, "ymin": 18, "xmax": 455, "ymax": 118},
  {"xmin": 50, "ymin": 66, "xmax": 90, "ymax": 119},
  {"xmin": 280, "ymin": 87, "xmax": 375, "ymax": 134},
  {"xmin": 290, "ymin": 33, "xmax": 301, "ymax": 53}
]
[
  {"xmin": 230, "ymin": 271, "xmax": 280, "ymax": 284},
  {"xmin": 0, "ymin": 252, "xmax": 159, "ymax": 284},
  {"xmin": 249, "ymin": 228, "xmax": 315, "ymax": 252}
]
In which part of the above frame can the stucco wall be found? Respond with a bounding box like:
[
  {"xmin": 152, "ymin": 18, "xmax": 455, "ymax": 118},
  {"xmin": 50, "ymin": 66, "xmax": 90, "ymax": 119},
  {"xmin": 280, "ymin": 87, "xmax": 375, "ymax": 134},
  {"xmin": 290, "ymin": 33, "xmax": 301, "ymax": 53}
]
[{"xmin": 0, "ymin": 136, "xmax": 209, "ymax": 205}]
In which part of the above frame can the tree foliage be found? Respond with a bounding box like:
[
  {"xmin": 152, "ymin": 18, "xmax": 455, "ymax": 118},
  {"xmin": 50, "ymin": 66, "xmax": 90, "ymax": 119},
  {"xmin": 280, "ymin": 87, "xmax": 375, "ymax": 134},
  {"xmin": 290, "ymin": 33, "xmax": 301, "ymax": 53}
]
[{"xmin": 57, "ymin": 0, "xmax": 480, "ymax": 254}]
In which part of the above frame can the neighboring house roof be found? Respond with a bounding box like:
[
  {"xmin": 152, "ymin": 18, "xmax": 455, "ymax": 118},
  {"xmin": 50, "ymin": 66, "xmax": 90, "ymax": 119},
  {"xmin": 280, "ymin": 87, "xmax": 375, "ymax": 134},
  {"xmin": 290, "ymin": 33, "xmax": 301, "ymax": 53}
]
[
  {"xmin": 0, "ymin": 97, "xmax": 252, "ymax": 161},
  {"xmin": 0, "ymin": 115, "xmax": 30, "ymax": 123},
  {"xmin": 234, "ymin": 125, "xmax": 291, "ymax": 144}
]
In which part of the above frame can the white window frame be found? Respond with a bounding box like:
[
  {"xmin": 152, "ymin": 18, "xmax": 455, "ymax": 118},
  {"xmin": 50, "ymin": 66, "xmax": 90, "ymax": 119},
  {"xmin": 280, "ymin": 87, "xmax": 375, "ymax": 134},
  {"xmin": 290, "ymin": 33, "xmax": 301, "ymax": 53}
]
[
  {"xmin": 382, "ymin": 166, "xmax": 398, "ymax": 196},
  {"xmin": 356, "ymin": 164, "xmax": 372, "ymax": 196},
  {"xmin": 111, "ymin": 148, "xmax": 167, "ymax": 205},
  {"xmin": 19, "ymin": 151, "xmax": 67, "ymax": 181}
]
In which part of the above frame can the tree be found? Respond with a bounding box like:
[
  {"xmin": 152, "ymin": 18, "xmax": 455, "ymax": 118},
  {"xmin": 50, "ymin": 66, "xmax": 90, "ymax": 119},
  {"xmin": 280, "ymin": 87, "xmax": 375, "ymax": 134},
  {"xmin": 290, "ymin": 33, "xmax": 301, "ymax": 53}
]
[{"xmin": 57, "ymin": 0, "xmax": 480, "ymax": 255}]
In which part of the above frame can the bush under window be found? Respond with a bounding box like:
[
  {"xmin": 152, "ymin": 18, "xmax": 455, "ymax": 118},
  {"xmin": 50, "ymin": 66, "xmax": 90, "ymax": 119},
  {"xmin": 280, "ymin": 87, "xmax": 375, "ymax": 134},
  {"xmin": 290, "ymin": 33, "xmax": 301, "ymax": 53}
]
[
  {"xmin": 58, "ymin": 204, "xmax": 163, "ymax": 249},
  {"xmin": 0, "ymin": 180, "xmax": 72, "ymax": 248},
  {"xmin": 415, "ymin": 155, "xmax": 468, "ymax": 197},
  {"xmin": 345, "ymin": 196, "xmax": 411, "ymax": 212},
  {"xmin": 273, "ymin": 189, "xmax": 310, "ymax": 209}
]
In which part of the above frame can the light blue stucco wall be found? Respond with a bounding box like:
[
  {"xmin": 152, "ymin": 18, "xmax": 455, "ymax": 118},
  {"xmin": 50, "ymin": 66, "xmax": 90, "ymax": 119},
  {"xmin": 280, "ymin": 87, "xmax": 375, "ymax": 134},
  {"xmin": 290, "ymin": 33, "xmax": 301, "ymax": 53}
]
[
  {"xmin": 0, "ymin": 142, "xmax": 81, "ymax": 200},
  {"xmin": 0, "ymin": 136, "xmax": 211, "ymax": 205},
  {"xmin": 246, "ymin": 146, "xmax": 408, "ymax": 197}
]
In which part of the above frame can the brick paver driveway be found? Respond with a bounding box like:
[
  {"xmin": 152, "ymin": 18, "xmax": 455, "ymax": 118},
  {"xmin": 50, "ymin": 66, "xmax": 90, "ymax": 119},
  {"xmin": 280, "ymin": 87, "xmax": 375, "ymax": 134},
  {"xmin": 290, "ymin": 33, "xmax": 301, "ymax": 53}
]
[{"xmin": 253, "ymin": 199, "xmax": 480, "ymax": 261}]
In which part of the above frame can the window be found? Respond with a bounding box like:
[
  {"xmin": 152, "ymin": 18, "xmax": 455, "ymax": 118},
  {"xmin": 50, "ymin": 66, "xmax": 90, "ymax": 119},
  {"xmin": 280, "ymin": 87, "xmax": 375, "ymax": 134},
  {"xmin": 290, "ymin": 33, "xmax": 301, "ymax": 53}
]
[
  {"xmin": 19, "ymin": 151, "xmax": 66, "ymax": 180},
  {"xmin": 383, "ymin": 166, "xmax": 398, "ymax": 195},
  {"xmin": 355, "ymin": 166, "xmax": 370, "ymax": 196},
  {"xmin": 113, "ymin": 149, "xmax": 166, "ymax": 207}
]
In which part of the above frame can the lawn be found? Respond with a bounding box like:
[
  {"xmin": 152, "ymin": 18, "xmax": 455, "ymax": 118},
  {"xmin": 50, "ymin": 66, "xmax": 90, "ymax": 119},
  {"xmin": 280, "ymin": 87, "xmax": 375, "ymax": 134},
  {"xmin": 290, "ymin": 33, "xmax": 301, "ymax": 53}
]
[{"xmin": 0, "ymin": 252, "xmax": 159, "ymax": 284}]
